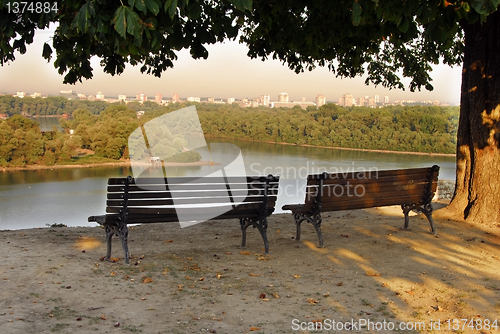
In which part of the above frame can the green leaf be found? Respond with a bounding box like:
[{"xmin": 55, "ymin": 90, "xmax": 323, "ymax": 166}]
[
  {"xmin": 470, "ymin": 0, "xmax": 499, "ymax": 15},
  {"xmin": 114, "ymin": 6, "xmax": 127, "ymax": 38},
  {"xmin": 129, "ymin": 0, "xmax": 147, "ymax": 13},
  {"xmin": 113, "ymin": 6, "xmax": 142, "ymax": 39},
  {"xmin": 72, "ymin": 2, "xmax": 95, "ymax": 33},
  {"xmin": 146, "ymin": 0, "xmax": 160, "ymax": 15},
  {"xmin": 352, "ymin": 1, "xmax": 362, "ymax": 26},
  {"xmin": 187, "ymin": 1, "xmax": 202, "ymax": 19},
  {"xmin": 42, "ymin": 42, "xmax": 52, "ymax": 61},
  {"xmin": 228, "ymin": 0, "xmax": 252, "ymax": 12},
  {"xmin": 165, "ymin": 0, "xmax": 178, "ymax": 18},
  {"xmin": 398, "ymin": 17, "xmax": 409, "ymax": 33},
  {"xmin": 125, "ymin": 8, "xmax": 142, "ymax": 39}
]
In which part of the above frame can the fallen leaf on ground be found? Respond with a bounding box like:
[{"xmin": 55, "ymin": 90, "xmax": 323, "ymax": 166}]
[
  {"xmin": 307, "ymin": 298, "xmax": 319, "ymax": 304},
  {"xmin": 294, "ymin": 275, "xmax": 301, "ymax": 278},
  {"xmin": 142, "ymin": 277, "xmax": 153, "ymax": 284},
  {"xmin": 164, "ymin": 240, "xmax": 173, "ymax": 243},
  {"xmin": 239, "ymin": 251, "xmax": 251, "ymax": 255},
  {"xmin": 365, "ymin": 271, "xmax": 381, "ymax": 277},
  {"xmin": 337, "ymin": 282, "xmax": 343, "ymax": 286},
  {"xmin": 250, "ymin": 327, "xmax": 261, "ymax": 331},
  {"xmin": 249, "ymin": 273, "xmax": 261, "ymax": 277},
  {"xmin": 272, "ymin": 293, "xmax": 280, "ymax": 299}
]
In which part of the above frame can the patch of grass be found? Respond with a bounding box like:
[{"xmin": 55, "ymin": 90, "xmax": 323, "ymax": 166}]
[
  {"xmin": 51, "ymin": 323, "xmax": 70, "ymax": 332},
  {"xmin": 361, "ymin": 299, "xmax": 373, "ymax": 307},
  {"xmin": 123, "ymin": 324, "xmax": 143, "ymax": 332},
  {"xmin": 48, "ymin": 306, "xmax": 78, "ymax": 320}
]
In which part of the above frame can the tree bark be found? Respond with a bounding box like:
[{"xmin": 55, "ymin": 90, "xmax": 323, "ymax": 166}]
[{"xmin": 439, "ymin": 10, "xmax": 500, "ymax": 224}]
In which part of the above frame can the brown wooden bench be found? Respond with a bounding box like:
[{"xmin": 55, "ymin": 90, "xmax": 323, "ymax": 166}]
[
  {"xmin": 88, "ymin": 175, "xmax": 279, "ymax": 263},
  {"xmin": 281, "ymin": 165, "xmax": 439, "ymax": 247}
]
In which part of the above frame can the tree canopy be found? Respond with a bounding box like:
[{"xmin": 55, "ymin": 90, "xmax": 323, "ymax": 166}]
[{"xmin": 0, "ymin": 0, "xmax": 496, "ymax": 88}]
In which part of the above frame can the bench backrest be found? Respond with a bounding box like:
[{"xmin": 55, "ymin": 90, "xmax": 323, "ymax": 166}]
[
  {"xmin": 104, "ymin": 175, "xmax": 279, "ymax": 224},
  {"xmin": 303, "ymin": 165, "xmax": 439, "ymax": 212}
]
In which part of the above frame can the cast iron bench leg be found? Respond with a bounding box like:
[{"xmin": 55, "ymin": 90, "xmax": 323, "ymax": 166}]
[
  {"xmin": 105, "ymin": 225, "xmax": 114, "ymax": 261},
  {"xmin": 240, "ymin": 218, "xmax": 270, "ymax": 254},
  {"xmin": 240, "ymin": 218, "xmax": 250, "ymax": 249},
  {"xmin": 256, "ymin": 218, "xmax": 269, "ymax": 254},
  {"xmin": 401, "ymin": 203, "xmax": 436, "ymax": 235},
  {"xmin": 402, "ymin": 204, "xmax": 412, "ymax": 230},
  {"xmin": 420, "ymin": 203, "xmax": 437, "ymax": 235},
  {"xmin": 292, "ymin": 212, "xmax": 324, "ymax": 248},
  {"xmin": 117, "ymin": 223, "xmax": 130, "ymax": 264}
]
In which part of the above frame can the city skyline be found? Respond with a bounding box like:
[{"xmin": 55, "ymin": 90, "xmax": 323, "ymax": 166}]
[{"xmin": 0, "ymin": 25, "xmax": 463, "ymax": 105}]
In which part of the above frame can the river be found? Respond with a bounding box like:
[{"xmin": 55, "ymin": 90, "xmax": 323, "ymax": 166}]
[{"xmin": 0, "ymin": 118, "xmax": 456, "ymax": 230}]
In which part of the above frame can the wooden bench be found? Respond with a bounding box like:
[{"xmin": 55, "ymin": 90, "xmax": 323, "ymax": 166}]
[
  {"xmin": 88, "ymin": 175, "xmax": 279, "ymax": 263},
  {"xmin": 281, "ymin": 165, "xmax": 439, "ymax": 247}
]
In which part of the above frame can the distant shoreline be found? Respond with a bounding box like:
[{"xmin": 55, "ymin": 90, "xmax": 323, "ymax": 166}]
[
  {"xmin": 1, "ymin": 160, "xmax": 217, "ymax": 172},
  {"xmin": 204, "ymin": 135, "xmax": 457, "ymax": 157}
]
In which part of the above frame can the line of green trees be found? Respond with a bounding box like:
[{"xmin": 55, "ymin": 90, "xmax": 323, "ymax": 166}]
[
  {"xmin": 0, "ymin": 104, "xmax": 202, "ymax": 167},
  {"xmin": 0, "ymin": 95, "xmax": 109, "ymax": 116},
  {"xmin": 199, "ymin": 103, "xmax": 459, "ymax": 154},
  {"xmin": 0, "ymin": 98, "xmax": 458, "ymax": 167}
]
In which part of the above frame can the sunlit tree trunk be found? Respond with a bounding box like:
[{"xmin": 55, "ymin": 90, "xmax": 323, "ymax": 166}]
[{"xmin": 439, "ymin": 10, "xmax": 500, "ymax": 224}]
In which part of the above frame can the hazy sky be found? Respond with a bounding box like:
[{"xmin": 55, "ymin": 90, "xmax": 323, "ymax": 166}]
[{"xmin": 0, "ymin": 26, "xmax": 463, "ymax": 104}]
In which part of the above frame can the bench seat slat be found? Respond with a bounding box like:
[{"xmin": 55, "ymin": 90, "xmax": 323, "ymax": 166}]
[
  {"xmin": 107, "ymin": 195, "xmax": 278, "ymax": 207},
  {"xmin": 107, "ymin": 176, "xmax": 280, "ymax": 185},
  {"xmin": 106, "ymin": 188, "xmax": 278, "ymax": 200},
  {"xmin": 308, "ymin": 173, "xmax": 434, "ymax": 186},
  {"xmin": 306, "ymin": 167, "xmax": 433, "ymax": 181},
  {"xmin": 103, "ymin": 209, "xmax": 275, "ymax": 224},
  {"xmin": 320, "ymin": 195, "xmax": 427, "ymax": 211},
  {"xmin": 106, "ymin": 202, "xmax": 270, "ymax": 215},
  {"xmin": 283, "ymin": 192, "xmax": 426, "ymax": 213},
  {"xmin": 107, "ymin": 182, "xmax": 279, "ymax": 192}
]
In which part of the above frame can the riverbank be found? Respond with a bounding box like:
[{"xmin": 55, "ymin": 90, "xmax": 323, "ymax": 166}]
[
  {"xmin": 2, "ymin": 204, "xmax": 499, "ymax": 333},
  {"xmin": 0, "ymin": 160, "xmax": 217, "ymax": 172},
  {"xmin": 204, "ymin": 135, "xmax": 457, "ymax": 158}
]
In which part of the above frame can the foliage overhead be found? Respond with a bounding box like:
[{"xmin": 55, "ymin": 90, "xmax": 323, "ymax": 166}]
[{"xmin": 0, "ymin": 0, "xmax": 499, "ymax": 90}]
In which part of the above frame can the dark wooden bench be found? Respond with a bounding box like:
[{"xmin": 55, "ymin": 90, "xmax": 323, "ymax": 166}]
[
  {"xmin": 88, "ymin": 175, "xmax": 279, "ymax": 263},
  {"xmin": 282, "ymin": 165, "xmax": 439, "ymax": 247}
]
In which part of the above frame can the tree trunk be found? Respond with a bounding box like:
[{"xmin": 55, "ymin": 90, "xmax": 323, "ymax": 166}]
[{"xmin": 439, "ymin": 11, "xmax": 500, "ymax": 224}]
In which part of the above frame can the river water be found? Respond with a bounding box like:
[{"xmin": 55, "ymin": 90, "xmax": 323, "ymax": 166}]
[{"xmin": 0, "ymin": 118, "xmax": 456, "ymax": 230}]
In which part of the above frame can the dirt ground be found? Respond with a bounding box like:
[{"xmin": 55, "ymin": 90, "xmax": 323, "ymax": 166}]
[{"xmin": 1, "ymin": 202, "xmax": 499, "ymax": 334}]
